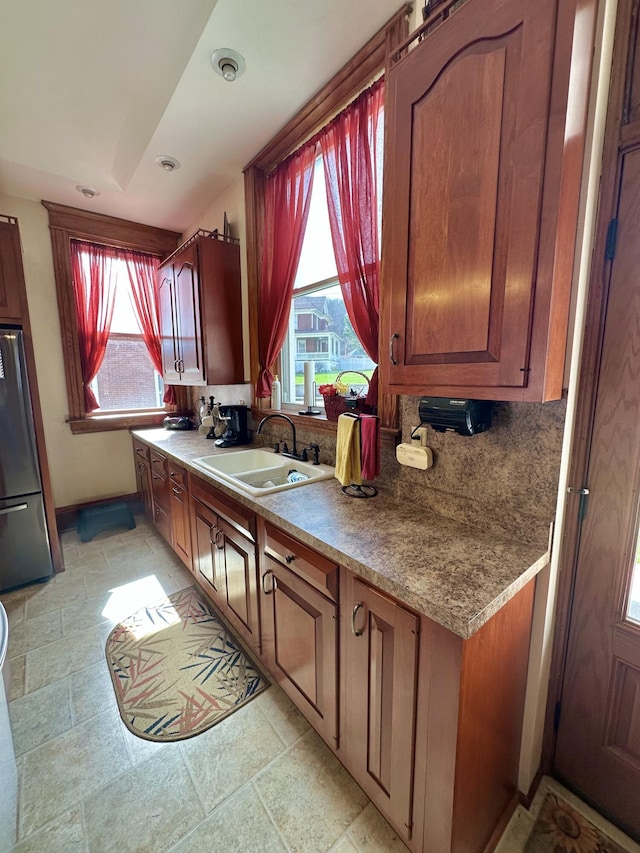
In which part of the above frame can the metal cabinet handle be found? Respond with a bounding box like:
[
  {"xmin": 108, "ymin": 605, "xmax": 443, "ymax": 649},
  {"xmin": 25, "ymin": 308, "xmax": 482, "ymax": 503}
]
[
  {"xmin": 351, "ymin": 601, "xmax": 364, "ymax": 637},
  {"xmin": 178, "ymin": 358, "xmax": 185, "ymax": 373},
  {"xmin": 285, "ymin": 554, "xmax": 295, "ymax": 564},
  {"xmin": 389, "ymin": 332, "xmax": 400, "ymax": 366},
  {"xmin": 262, "ymin": 571, "xmax": 278, "ymax": 595},
  {"xmin": 209, "ymin": 526, "xmax": 218, "ymax": 547},
  {"xmin": 214, "ymin": 529, "xmax": 224, "ymax": 550},
  {"xmin": 174, "ymin": 358, "xmax": 180, "ymax": 373},
  {"xmin": 172, "ymin": 487, "xmax": 181, "ymax": 496}
]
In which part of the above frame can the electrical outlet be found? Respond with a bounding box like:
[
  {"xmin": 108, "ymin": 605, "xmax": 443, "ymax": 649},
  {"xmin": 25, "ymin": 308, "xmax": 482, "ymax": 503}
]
[{"xmin": 411, "ymin": 426, "xmax": 429, "ymax": 447}]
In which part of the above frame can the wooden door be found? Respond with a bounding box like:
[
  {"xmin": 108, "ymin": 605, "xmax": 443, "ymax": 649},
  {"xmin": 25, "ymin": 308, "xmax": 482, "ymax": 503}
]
[
  {"xmin": 343, "ymin": 574, "xmax": 419, "ymax": 840},
  {"xmin": 173, "ymin": 242, "xmax": 204, "ymax": 384},
  {"xmin": 135, "ymin": 456, "xmax": 153, "ymax": 519},
  {"xmin": 190, "ymin": 496, "xmax": 222, "ymax": 600},
  {"xmin": 218, "ymin": 517, "xmax": 259, "ymax": 651},
  {"xmin": 261, "ymin": 556, "xmax": 338, "ymax": 747},
  {"xmin": 0, "ymin": 219, "xmax": 24, "ymax": 320},
  {"xmin": 150, "ymin": 452, "xmax": 171, "ymax": 544},
  {"xmin": 158, "ymin": 266, "xmax": 181, "ymax": 384},
  {"xmin": 554, "ymin": 148, "xmax": 640, "ymax": 837}
]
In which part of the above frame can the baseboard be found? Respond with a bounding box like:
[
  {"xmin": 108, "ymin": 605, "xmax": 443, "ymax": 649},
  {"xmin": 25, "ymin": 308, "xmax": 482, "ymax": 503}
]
[
  {"xmin": 482, "ymin": 791, "xmax": 521, "ymax": 853},
  {"xmin": 56, "ymin": 492, "xmax": 141, "ymax": 533}
]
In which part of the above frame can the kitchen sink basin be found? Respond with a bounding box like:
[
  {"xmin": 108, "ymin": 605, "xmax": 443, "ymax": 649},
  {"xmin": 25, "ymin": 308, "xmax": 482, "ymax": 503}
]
[{"xmin": 191, "ymin": 448, "xmax": 335, "ymax": 496}]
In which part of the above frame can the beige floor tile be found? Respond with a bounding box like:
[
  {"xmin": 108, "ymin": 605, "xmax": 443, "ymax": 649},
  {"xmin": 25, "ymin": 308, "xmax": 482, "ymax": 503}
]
[
  {"xmin": 255, "ymin": 729, "xmax": 369, "ymax": 853},
  {"xmin": 9, "ymin": 679, "xmax": 72, "ymax": 757},
  {"xmin": 69, "ymin": 660, "xmax": 118, "ymax": 724},
  {"xmin": 24, "ymin": 577, "xmax": 87, "ymax": 620},
  {"xmin": 181, "ymin": 698, "xmax": 286, "ymax": 814},
  {"xmin": 7, "ymin": 654, "xmax": 26, "ymax": 701},
  {"xmin": 62, "ymin": 550, "xmax": 109, "ymax": 572},
  {"xmin": 494, "ymin": 805, "xmax": 535, "ymax": 853},
  {"xmin": 255, "ymin": 682, "xmax": 310, "ymax": 746},
  {"xmin": 81, "ymin": 564, "xmax": 145, "ymax": 599},
  {"xmin": 7, "ymin": 609, "xmax": 63, "ymax": 657},
  {"xmin": 12, "ymin": 806, "xmax": 87, "ymax": 853},
  {"xmin": 333, "ymin": 839, "xmax": 360, "ymax": 853},
  {"xmin": 19, "ymin": 709, "xmax": 130, "ymax": 837},
  {"xmin": 82, "ymin": 747, "xmax": 205, "ymax": 853},
  {"xmin": 61, "ymin": 594, "xmax": 113, "ymax": 636},
  {"xmin": 0, "ymin": 589, "xmax": 27, "ymax": 626},
  {"xmin": 104, "ymin": 538, "xmax": 154, "ymax": 570},
  {"xmin": 171, "ymin": 782, "xmax": 287, "ymax": 852},
  {"xmin": 24, "ymin": 625, "xmax": 105, "ymax": 694},
  {"xmin": 346, "ymin": 803, "xmax": 409, "ymax": 852}
]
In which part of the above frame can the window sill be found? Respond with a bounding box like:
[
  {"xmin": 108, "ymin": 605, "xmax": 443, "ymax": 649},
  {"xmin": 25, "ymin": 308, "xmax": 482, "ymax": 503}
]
[
  {"xmin": 251, "ymin": 407, "xmax": 400, "ymax": 447},
  {"xmin": 68, "ymin": 411, "xmax": 172, "ymax": 435}
]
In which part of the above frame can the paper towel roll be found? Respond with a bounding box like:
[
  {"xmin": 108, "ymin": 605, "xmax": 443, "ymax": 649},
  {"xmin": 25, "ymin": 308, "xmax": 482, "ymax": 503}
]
[{"xmin": 303, "ymin": 362, "xmax": 315, "ymax": 408}]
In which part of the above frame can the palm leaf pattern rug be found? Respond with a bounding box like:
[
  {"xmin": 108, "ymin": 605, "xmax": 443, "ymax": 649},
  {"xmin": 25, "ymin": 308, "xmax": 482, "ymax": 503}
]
[{"xmin": 105, "ymin": 586, "xmax": 268, "ymax": 741}]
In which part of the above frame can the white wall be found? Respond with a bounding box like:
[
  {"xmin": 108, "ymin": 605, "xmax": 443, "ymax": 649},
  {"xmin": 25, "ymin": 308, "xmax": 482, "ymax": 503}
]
[{"xmin": 0, "ymin": 193, "xmax": 137, "ymax": 507}]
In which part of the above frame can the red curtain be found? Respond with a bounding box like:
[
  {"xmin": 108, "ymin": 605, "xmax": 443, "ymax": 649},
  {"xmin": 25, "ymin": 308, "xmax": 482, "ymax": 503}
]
[
  {"xmin": 318, "ymin": 78, "xmax": 384, "ymax": 408},
  {"xmin": 123, "ymin": 250, "xmax": 175, "ymax": 405},
  {"xmin": 70, "ymin": 240, "xmax": 118, "ymax": 412},
  {"xmin": 256, "ymin": 145, "xmax": 316, "ymax": 397}
]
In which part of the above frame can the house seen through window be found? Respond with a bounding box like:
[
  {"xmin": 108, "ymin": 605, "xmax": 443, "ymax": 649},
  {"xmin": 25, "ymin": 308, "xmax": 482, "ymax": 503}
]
[{"xmin": 279, "ymin": 157, "xmax": 376, "ymax": 409}]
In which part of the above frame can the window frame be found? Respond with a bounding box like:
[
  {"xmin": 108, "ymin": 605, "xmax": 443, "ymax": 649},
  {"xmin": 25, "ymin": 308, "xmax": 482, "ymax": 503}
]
[
  {"xmin": 244, "ymin": 4, "xmax": 409, "ymax": 438},
  {"xmin": 43, "ymin": 201, "xmax": 182, "ymax": 434}
]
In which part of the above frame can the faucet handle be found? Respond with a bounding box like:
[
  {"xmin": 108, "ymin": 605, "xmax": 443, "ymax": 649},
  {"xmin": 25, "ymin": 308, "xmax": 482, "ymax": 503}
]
[
  {"xmin": 273, "ymin": 441, "xmax": 280, "ymax": 454},
  {"xmin": 309, "ymin": 443, "xmax": 320, "ymax": 465},
  {"xmin": 282, "ymin": 441, "xmax": 289, "ymax": 454}
]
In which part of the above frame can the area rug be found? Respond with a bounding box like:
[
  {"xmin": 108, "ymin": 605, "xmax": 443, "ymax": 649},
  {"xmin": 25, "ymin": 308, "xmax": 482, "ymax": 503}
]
[
  {"xmin": 105, "ymin": 586, "xmax": 268, "ymax": 742},
  {"xmin": 524, "ymin": 793, "xmax": 629, "ymax": 853}
]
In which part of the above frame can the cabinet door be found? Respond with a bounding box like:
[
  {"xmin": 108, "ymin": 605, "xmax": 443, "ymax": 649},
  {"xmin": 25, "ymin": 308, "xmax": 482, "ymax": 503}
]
[
  {"xmin": 173, "ymin": 242, "xmax": 204, "ymax": 384},
  {"xmin": 190, "ymin": 496, "xmax": 223, "ymax": 599},
  {"xmin": 382, "ymin": 0, "xmax": 558, "ymax": 400},
  {"xmin": 169, "ymin": 465, "xmax": 191, "ymax": 570},
  {"xmin": 135, "ymin": 457, "xmax": 153, "ymax": 519},
  {"xmin": 158, "ymin": 265, "xmax": 181, "ymax": 384},
  {"xmin": 343, "ymin": 575, "xmax": 419, "ymax": 841},
  {"xmin": 0, "ymin": 221, "xmax": 24, "ymax": 320},
  {"xmin": 218, "ymin": 518, "xmax": 259, "ymax": 651},
  {"xmin": 262, "ymin": 556, "xmax": 338, "ymax": 748},
  {"xmin": 150, "ymin": 451, "xmax": 171, "ymax": 543}
]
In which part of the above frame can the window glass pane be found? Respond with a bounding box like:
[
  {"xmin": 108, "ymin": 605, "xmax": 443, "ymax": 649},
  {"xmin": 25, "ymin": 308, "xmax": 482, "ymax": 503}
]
[
  {"xmin": 294, "ymin": 158, "xmax": 338, "ymax": 290},
  {"xmin": 84, "ymin": 255, "xmax": 164, "ymax": 412}
]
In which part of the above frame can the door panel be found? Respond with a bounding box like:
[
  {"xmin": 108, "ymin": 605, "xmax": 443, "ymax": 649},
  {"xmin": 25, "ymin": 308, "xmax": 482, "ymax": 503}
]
[
  {"xmin": 174, "ymin": 243, "xmax": 204, "ymax": 383},
  {"xmin": 219, "ymin": 519, "xmax": 258, "ymax": 648},
  {"xmin": 554, "ymin": 147, "xmax": 640, "ymax": 836},
  {"xmin": 190, "ymin": 497, "xmax": 221, "ymax": 600}
]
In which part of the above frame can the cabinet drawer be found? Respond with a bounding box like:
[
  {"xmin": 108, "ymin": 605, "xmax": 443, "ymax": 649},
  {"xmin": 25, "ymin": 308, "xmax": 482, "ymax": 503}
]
[
  {"xmin": 150, "ymin": 450, "xmax": 168, "ymax": 474},
  {"xmin": 264, "ymin": 521, "xmax": 338, "ymax": 603},
  {"xmin": 189, "ymin": 474, "xmax": 255, "ymax": 541},
  {"xmin": 168, "ymin": 462, "xmax": 187, "ymax": 489},
  {"xmin": 132, "ymin": 439, "xmax": 150, "ymax": 462}
]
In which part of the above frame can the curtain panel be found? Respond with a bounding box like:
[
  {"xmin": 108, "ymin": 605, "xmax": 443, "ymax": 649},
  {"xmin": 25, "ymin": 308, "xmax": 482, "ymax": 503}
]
[
  {"xmin": 70, "ymin": 240, "xmax": 119, "ymax": 412},
  {"xmin": 318, "ymin": 77, "xmax": 384, "ymax": 409},
  {"xmin": 256, "ymin": 145, "xmax": 316, "ymax": 397}
]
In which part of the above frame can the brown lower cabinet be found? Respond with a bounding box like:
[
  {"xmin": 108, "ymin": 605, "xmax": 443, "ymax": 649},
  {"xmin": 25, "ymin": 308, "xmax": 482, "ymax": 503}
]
[
  {"xmin": 131, "ymin": 438, "xmax": 536, "ymax": 853},
  {"xmin": 189, "ymin": 474, "xmax": 260, "ymax": 652},
  {"xmin": 260, "ymin": 520, "xmax": 339, "ymax": 750},
  {"xmin": 132, "ymin": 439, "xmax": 153, "ymax": 518}
]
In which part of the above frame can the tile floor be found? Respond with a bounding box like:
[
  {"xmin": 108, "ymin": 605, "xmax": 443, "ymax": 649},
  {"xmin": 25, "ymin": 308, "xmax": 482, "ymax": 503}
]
[
  {"xmin": 1, "ymin": 518, "xmax": 408, "ymax": 853},
  {"xmin": 2, "ymin": 519, "xmax": 639, "ymax": 853}
]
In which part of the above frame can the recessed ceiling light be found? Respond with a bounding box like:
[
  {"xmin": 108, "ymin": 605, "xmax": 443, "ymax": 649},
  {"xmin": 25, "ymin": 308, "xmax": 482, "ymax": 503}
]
[
  {"xmin": 155, "ymin": 156, "xmax": 181, "ymax": 172},
  {"xmin": 75, "ymin": 185, "xmax": 100, "ymax": 199},
  {"xmin": 210, "ymin": 48, "xmax": 246, "ymax": 82}
]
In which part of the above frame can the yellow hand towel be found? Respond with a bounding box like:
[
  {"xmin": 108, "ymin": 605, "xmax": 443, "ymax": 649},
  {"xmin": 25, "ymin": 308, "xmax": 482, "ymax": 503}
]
[{"xmin": 335, "ymin": 414, "xmax": 362, "ymax": 486}]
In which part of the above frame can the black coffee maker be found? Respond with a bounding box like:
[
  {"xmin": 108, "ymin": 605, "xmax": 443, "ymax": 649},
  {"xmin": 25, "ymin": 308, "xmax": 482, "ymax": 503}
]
[{"xmin": 214, "ymin": 405, "xmax": 251, "ymax": 448}]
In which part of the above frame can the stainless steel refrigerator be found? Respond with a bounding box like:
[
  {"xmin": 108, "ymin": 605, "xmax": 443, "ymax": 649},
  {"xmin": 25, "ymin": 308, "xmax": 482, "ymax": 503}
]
[{"xmin": 0, "ymin": 328, "xmax": 53, "ymax": 592}]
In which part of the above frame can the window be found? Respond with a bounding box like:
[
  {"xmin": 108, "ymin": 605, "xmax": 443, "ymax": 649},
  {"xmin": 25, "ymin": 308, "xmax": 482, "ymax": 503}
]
[
  {"xmin": 43, "ymin": 202, "xmax": 181, "ymax": 433},
  {"xmin": 279, "ymin": 157, "xmax": 374, "ymax": 410},
  {"xmin": 73, "ymin": 244, "xmax": 165, "ymax": 413}
]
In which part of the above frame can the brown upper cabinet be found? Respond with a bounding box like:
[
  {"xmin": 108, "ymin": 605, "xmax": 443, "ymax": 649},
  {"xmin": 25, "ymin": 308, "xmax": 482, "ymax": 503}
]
[
  {"xmin": 158, "ymin": 231, "xmax": 244, "ymax": 386},
  {"xmin": 0, "ymin": 218, "xmax": 26, "ymax": 321},
  {"xmin": 380, "ymin": 0, "xmax": 597, "ymax": 401}
]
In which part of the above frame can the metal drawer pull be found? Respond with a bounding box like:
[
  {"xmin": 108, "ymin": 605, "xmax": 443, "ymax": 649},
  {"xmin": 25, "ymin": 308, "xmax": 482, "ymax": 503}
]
[
  {"xmin": 389, "ymin": 332, "xmax": 400, "ymax": 365},
  {"xmin": 214, "ymin": 529, "xmax": 224, "ymax": 550},
  {"xmin": 0, "ymin": 503, "xmax": 28, "ymax": 516},
  {"xmin": 172, "ymin": 487, "xmax": 181, "ymax": 496},
  {"xmin": 285, "ymin": 554, "xmax": 295, "ymax": 564},
  {"xmin": 351, "ymin": 601, "xmax": 364, "ymax": 637},
  {"xmin": 262, "ymin": 571, "xmax": 277, "ymax": 595}
]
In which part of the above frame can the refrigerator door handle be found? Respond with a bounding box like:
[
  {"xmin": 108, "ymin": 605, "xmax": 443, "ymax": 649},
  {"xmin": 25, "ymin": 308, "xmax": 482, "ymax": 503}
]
[{"xmin": 0, "ymin": 503, "xmax": 28, "ymax": 516}]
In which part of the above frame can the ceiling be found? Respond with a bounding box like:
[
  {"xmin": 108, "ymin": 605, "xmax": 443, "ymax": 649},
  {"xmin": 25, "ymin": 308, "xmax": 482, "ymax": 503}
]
[{"xmin": 0, "ymin": 0, "xmax": 407, "ymax": 234}]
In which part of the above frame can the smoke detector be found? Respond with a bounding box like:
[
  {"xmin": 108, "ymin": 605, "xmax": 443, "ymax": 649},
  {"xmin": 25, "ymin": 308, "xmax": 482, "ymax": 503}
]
[
  {"xmin": 75, "ymin": 185, "xmax": 100, "ymax": 199},
  {"xmin": 210, "ymin": 48, "xmax": 246, "ymax": 82},
  {"xmin": 155, "ymin": 156, "xmax": 181, "ymax": 172}
]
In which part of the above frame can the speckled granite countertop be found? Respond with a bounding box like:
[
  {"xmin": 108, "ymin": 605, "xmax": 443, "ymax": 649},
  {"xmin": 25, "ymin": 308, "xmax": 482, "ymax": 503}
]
[{"xmin": 132, "ymin": 429, "xmax": 549, "ymax": 639}]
